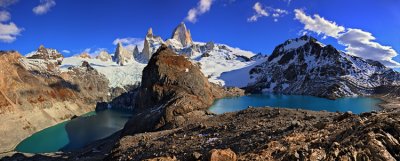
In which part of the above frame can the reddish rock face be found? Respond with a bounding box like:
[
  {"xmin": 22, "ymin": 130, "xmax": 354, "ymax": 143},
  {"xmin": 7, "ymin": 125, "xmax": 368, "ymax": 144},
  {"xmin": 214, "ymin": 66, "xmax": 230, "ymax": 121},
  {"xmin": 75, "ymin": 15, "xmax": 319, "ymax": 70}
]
[{"xmin": 0, "ymin": 50, "xmax": 109, "ymax": 114}]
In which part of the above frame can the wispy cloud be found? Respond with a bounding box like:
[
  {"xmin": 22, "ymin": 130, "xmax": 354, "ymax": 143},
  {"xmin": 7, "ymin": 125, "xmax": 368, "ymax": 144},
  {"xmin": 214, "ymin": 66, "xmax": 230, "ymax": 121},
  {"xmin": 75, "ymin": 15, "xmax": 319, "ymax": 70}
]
[
  {"xmin": 185, "ymin": 0, "xmax": 214, "ymax": 23},
  {"xmin": 33, "ymin": 0, "xmax": 56, "ymax": 15},
  {"xmin": 294, "ymin": 9, "xmax": 344, "ymax": 38},
  {"xmin": 62, "ymin": 50, "xmax": 70, "ymax": 54},
  {"xmin": 294, "ymin": 9, "xmax": 400, "ymax": 67},
  {"xmin": 248, "ymin": 2, "xmax": 288, "ymax": 22},
  {"xmin": 0, "ymin": 10, "xmax": 10, "ymax": 21},
  {"xmin": 282, "ymin": 0, "xmax": 292, "ymax": 5},
  {"xmin": 0, "ymin": 0, "xmax": 18, "ymax": 7},
  {"xmin": 248, "ymin": 2, "xmax": 268, "ymax": 22},
  {"xmin": 0, "ymin": 0, "xmax": 22, "ymax": 43},
  {"xmin": 113, "ymin": 37, "xmax": 144, "ymax": 51},
  {"xmin": 0, "ymin": 22, "xmax": 22, "ymax": 43}
]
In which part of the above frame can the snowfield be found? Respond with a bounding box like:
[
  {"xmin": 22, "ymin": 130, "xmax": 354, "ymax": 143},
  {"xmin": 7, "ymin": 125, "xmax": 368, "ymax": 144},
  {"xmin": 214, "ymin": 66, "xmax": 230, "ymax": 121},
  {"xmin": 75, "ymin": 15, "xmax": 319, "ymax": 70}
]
[
  {"xmin": 60, "ymin": 42, "xmax": 263, "ymax": 89},
  {"xmin": 61, "ymin": 57, "xmax": 146, "ymax": 89},
  {"xmin": 190, "ymin": 42, "xmax": 262, "ymax": 87}
]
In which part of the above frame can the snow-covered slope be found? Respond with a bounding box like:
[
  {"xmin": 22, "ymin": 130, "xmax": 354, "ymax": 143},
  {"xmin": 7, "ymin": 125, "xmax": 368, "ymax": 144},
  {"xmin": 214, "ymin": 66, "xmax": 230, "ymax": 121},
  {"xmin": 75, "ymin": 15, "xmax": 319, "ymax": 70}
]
[
  {"xmin": 248, "ymin": 35, "xmax": 400, "ymax": 99},
  {"xmin": 190, "ymin": 42, "xmax": 265, "ymax": 87},
  {"xmin": 61, "ymin": 57, "xmax": 146, "ymax": 89}
]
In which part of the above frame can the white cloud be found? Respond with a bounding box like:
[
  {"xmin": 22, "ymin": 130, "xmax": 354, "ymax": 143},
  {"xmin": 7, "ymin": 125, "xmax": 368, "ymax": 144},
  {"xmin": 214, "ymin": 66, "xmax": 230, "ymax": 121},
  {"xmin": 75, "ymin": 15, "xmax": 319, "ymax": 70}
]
[
  {"xmin": 294, "ymin": 9, "xmax": 344, "ymax": 38},
  {"xmin": 185, "ymin": 0, "xmax": 214, "ymax": 23},
  {"xmin": 73, "ymin": 48, "xmax": 108, "ymax": 57},
  {"xmin": 248, "ymin": 2, "xmax": 268, "ymax": 22},
  {"xmin": 0, "ymin": 0, "xmax": 18, "ymax": 7},
  {"xmin": 0, "ymin": 0, "xmax": 22, "ymax": 43},
  {"xmin": 294, "ymin": 9, "xmax": 400, "ymax": 67},
  {"xmin": 62, "ymin": 49, "xmax": 70, "ymax": 54},
  {"xmin": 0, "ymin": 22, "xmax": 22, "ymax": 43},
  {"xmin": 33, "ymin": 0, "xmax": 56, "ymax": 15},
  {"xmin": 338, "ymin": 28, "xmax": 400, "ymax": 67},
  {"xmin": 113, "ymin": 37, "xmax": 144, "ymax": 51},
  {"xmin": 0, "ymin": 10, "xmax": 10, "ymax": 22},
  {"xmin": 248, "ymin": 2, "xmax": 288, "ymax": 22}
]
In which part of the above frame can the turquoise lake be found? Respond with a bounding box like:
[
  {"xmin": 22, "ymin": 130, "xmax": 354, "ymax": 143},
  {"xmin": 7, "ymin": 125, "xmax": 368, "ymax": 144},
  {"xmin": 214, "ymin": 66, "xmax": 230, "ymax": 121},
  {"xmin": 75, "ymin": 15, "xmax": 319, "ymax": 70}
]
[
  {"xmin": 15, "ymin": 109, "xmax": 132, "ymax": 153},
  {"xmin": 209, "ymin": 94, "xmax": 381, "ymax": 114},
  {"xmin": 15, "ymin": 94, "xmax": 381, "ymax": 153}
]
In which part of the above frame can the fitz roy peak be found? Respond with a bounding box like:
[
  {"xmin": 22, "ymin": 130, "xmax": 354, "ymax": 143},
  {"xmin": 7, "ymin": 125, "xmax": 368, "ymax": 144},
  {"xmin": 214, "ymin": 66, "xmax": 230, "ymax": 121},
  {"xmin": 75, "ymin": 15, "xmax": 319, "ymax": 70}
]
[
  {"xmin": 248, "ymin": 36, "xmax": 400, "ymax": 99},
  {"xmin": 169, "ymin": 22, "xmax": 193, "ymax": 47}
]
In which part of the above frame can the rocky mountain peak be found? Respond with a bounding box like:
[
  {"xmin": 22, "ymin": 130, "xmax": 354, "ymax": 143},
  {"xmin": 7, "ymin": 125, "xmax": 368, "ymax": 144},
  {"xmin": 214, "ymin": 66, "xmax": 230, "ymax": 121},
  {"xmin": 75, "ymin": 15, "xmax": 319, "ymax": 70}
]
[
  {"xmin": 249, "ymin": 36, "xmax": 399, "ymax": 99},
  {"xmin": 133, "ymin": 45, "xmax": 140, "ymax": 56},
  {"xmin": 28, "ymin": 45, "xmax": 64, "ymax": 61},
  {"xmin": 147, "ymin": 28, "xmax": 153, "ymax": 37},
  {"xmin": 114, "ymin": 43, "xmax": 133, "ymax": 66},
  {"xmin": 171, "ymin": 22, "xmax": 193, "ymax": 47},
  {"xmin": 96, "ymin": 50, "xmax": 112, "ymax": 62},
  {"xmin": 142, "ymin": 28, "xmax": 164, "ymax": 62},
  {"xmin": 79, "ymin": 52, "xmax": 91, "ymax": 59}
]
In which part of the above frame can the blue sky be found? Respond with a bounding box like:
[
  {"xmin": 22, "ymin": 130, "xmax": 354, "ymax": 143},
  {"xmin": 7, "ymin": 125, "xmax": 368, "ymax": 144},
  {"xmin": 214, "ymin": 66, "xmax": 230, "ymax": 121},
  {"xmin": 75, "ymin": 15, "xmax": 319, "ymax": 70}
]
[{"xmin": 1, "ymin": 0, "xmax": 400, "ymax": 67}]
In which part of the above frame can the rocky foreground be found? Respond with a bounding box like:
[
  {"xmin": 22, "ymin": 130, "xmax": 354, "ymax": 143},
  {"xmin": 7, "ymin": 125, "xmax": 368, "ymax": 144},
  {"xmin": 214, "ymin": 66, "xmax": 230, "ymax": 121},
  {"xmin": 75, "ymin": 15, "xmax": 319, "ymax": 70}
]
[
  {"xmin": 108, "ymin": 106, "xmax": 400, "ymax": 161},
  {"xmin": 2, "ymin": 105, "xmax": 400, "ymax": 161}
]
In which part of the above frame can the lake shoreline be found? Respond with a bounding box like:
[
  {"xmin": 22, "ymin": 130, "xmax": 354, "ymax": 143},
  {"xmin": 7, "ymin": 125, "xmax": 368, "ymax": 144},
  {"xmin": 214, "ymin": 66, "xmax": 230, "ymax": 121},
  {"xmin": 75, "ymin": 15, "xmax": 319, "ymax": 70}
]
[
  {"xmin": 2, "ymin": 94, "xmax": 398, "ymax": 160},
  {"xmin": 0, "ymin": 101, "xmax": 97, "ymax": 156}
]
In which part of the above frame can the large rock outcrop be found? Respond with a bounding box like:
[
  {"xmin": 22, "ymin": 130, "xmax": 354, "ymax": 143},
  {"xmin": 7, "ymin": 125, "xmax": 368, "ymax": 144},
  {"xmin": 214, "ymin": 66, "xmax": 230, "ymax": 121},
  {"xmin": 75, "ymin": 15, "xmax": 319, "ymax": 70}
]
[{"xmin": 122, "ymin": 45, "xmax": 243, "ymax": 135}]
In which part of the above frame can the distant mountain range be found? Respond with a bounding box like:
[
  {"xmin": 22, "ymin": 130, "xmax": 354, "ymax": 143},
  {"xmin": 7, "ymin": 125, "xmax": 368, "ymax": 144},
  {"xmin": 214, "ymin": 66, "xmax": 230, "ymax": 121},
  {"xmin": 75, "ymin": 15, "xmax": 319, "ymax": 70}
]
[
  {"xmin": 247, "ymin": 36, "xmax": 400, "ymax": 99},
  {"xmin": 60, "ymin": 22, "xmax": 262, "ymax": 90},
  {"xmin": 21, "ymin": 22, "xmax": 400, "ymax": 100}
]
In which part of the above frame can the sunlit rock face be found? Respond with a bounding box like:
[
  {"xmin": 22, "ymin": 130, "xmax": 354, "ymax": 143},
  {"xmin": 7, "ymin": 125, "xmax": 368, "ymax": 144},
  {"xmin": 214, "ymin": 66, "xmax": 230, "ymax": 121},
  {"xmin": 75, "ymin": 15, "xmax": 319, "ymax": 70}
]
[
  {"xmin": 114, "ymin": 42, "xmax": 133, "ymax": 66},
  {"xmin": 142, "ymin": 28, "xmax": 164, "ymax": 61},
  {"xmin": 96, "ymin": 50, "xmax": 112, "ymax": 62},
  {"xmin": 170, "ymin": 22, "xmax": 193, "ymax": 47},
  {"xmin": 0, "ymin": 50, "xmax": 110, "ymax": 152}
]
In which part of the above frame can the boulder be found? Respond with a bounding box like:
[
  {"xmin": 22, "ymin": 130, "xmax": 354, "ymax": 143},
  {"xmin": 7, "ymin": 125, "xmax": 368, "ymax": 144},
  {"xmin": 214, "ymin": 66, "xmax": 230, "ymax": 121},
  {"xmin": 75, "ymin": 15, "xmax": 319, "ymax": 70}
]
[{"xmin": 208, "ymin": 149, "xmax": 237, "ymax": 161}]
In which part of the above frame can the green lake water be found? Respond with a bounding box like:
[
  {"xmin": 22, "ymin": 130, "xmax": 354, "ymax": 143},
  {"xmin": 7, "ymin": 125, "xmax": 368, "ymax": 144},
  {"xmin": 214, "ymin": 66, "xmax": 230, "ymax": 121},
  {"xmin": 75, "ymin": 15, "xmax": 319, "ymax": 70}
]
[{"xmin": 15, "ymin": 109, "xmax": 131, "ymax": 153}]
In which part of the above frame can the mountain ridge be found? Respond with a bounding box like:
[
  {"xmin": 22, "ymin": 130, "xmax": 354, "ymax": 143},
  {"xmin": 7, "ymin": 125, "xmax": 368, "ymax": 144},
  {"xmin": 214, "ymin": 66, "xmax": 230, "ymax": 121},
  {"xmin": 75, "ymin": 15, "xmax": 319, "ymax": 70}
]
[{"xmin": 248, "ymin": 35, "xmax": 400, "ymax": 99}]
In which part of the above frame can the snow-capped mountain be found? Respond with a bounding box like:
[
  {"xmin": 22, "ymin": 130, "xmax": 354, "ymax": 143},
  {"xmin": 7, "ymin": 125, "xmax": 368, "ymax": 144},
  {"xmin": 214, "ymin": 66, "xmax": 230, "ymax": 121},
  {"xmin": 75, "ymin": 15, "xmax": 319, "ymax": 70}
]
[
  {"xmin": 142, "ymin": 22, "xmax": 265, "ymax": 87},
  {"xmin": 248, "ymin": 35, "xmax": 400, "ymax": 99},
  {"xmin": 58, "ymin": 22, "xmax": 261, "ymax": 90},
  {"xmin": 141, "ymin": 28, "xmax": 164, "ymax": 61}
]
